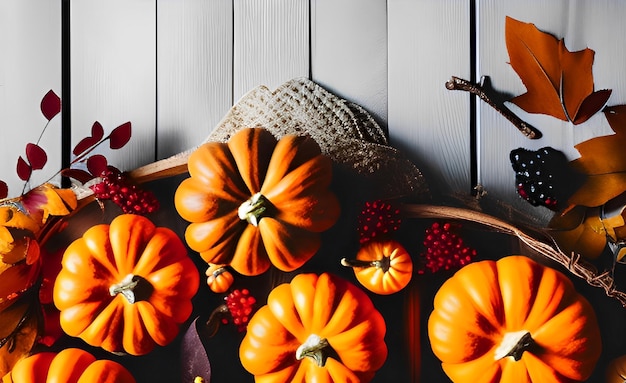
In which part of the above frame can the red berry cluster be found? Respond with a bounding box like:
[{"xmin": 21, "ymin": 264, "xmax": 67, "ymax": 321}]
[
  {"xmin": 90, "ymin": 168, "xmax": 159, "ymax": 215},
  {"xmin": 357, "ymin": 200, "xmax": 402, "ymax": 244},
  {"xmin": 222, "ymin": 288, "xmax": 256, "ymax": 332},
  {"xmin": 419, "ymin": 222, "xmax": 477, "ymax": 274}
]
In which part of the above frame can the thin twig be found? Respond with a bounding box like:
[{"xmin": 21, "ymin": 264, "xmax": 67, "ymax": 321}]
[
  {"xmin": 446, "ymin": 76, "xmax": 542, "ymax": 139},
  {"xmin": 402, "ymin": 204, "xmax": 626, "ymax": 307}
]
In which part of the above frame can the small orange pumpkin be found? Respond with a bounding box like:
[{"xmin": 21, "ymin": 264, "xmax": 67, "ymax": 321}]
[
  {"xmin": 239, "ymin": 272, "xmax": 387, "ymax": 382},
  {"xmin": 205, "ymin": 263, "xmax": 234, "ymax": 293},
  {"xmin": 428, "ymin": 255, "xmax": 602, "ymax": 382},
  {"xmin": 341, "ymin": 239, "xmax": 413, "ymax": 295},
  {"xmin": 174, "ymin": 128, "xmax": 340, "ymax": 276},
  {"xmin": 2, "ymin": 348, "xmax": 135, "ymax": 383},
  {"xmin": 53, "ymin": 214, "xmax": 200, "ymax": 355}
]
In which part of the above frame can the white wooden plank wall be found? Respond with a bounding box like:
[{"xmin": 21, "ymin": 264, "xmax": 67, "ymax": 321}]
[
  {"xmin": 0, "ymin": 0, "xmax": 61, "ymax": 197},
  {"xmin": 388, "ymin": 0, "xmax": 471, "ymax": 197},
  {"xmin": 156, "ymin": 0, "xmax": 233, "ymax": 159},
  {"xmin": 71, "ymin": 0, "xmax": 156, "ymax": 173},
  {"xmin": 478, "ymin": 0, "xmax": 626, "ymax": 223},
  {"xmin": 4, "ymin": 0, "xmax": 626, "ymax": 225}
]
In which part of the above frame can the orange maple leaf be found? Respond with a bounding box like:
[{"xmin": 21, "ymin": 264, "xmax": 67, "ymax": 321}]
[
  {"xmin": 568, "ymin": 105, "xmax": 626, "ymax": 207},
  {"xmin": 505, "ymin": 16, "xmax": 611, "ymax": 124}
]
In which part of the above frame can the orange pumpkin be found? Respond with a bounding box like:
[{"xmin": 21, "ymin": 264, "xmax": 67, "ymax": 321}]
[
  {"xmin": 239, "ymin": 272, "xmax": 387, "ymax": 382},
  {"xmin": 52, "ymin": 214, "xmax": 200, "ymax": 355},
  {"xmin": 2, "ymin": 348, "xmax": 135, "ymax": 383},
  {"xmin": 428, "ymin": 255, "xmax": 602, "ymax": 382},
  {"xmin": 174, "ymin": 128, "xmax": 340, "ymax": 276},
  {"xmin": 205, "ymin": 263, "xmax": 234, "ymax": 293},
  {"xmin": 341, "ymin": 239, "xmax": 413, "ymax": 295},
  {"xmin": 607, "ymin": 355, "xmax": 626, "ymax": 383}
]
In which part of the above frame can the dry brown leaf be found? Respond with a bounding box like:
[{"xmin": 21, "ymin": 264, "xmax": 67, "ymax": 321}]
[
  {"xmin": 548, "ymin": 206, "xmax": 607, "ymax": 260},
  {"xmin": 506, "ymin": 16, "xmax": 611, "ymax": 124},
  {"xmin": 568, "ymin": 105, "xmax": 626, "ymax": 207},
  {"xmin": 0, "ymin": 299, "xmax": 38, "ymax": 377}
]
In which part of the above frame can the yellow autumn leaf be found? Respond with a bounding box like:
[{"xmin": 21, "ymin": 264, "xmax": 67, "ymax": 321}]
[{"xmin": 34, "ymin": 184, "xmax": 77, "ymax": 222}]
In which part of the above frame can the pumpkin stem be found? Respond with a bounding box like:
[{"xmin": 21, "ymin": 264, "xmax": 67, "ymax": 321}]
[
  {"xmin": 109, "ymin": 274, "xmax": 152, "ymax": 304},
  {"xmin": 296, "ymin": 334, "xmax": 332, "ymax": 367},
  {"xmin": 341, "ymin": 256, "xmax": 391, "ymax": 273},
  {"xmin": 238, "ymin": 192, "xmax": 273, "ymax": 226},
  {"xmin": 494, "ymin": 330, "xmax": 535, "ymax": 361}
]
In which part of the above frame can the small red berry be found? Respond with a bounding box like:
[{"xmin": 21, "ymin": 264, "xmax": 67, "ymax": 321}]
[
  {"xmin": 90, "ymin": 168, "xmax": 159, "ymax": 215},
  {"xmin": 223, "ymin": 288, "xmax": 257, "ymax": 332},
  {"xmin": 418, "ymin": 221, "xmax": 477, "ymax": 274},
  {"xmin": 357, "ymin": 200, "xmax": 402, "ymax": 244}
]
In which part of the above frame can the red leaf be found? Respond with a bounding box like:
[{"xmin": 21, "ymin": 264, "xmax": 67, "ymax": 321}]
[
  {"xmin": 16, "ymin": 157, "xmax": 32, "ymax": 181},
  {"xmin": 86, "ymin": 154, "xmax": 108, "ymax": 177},
  {"xmin": 25, "ymin": 143, "xmax": 47, "ymax": 170},
  {"xmin": 40, "ymin": 90, "xmax": 61, "ymax": 121},
  {"xmin": 572, "ymin": 89, "xmax": 612, "ymax": 125},
  {"xmin": 73, "ymin": 121, "xmax": 105, "ymax": 156},
  {"xmin": 61, "ymin": 168, "xmax": 93, "ymax": 184},
  {"xmin": 0, "ymin": 181, "xmax": 8, "ymax": 199},
  {"xmin": 109, "ymin": 122, "xmax": 132, "ymax": 149}
]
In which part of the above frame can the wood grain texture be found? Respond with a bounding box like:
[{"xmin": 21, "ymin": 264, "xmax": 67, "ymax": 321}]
[
  {"xmin": 156, "ymin": 0, "xmax": 233, "ymax": 159},
  {"xmin": 311, "ymin": 0, "xmax": 388, "ymax": 129},
  {"xmin": 233, "ymin": 0, "xmax": 309, "ymax": 102},
  {"xmin": 388, "ymin": 0, "xmax": 471, "ymax": 197},
  {"xmin": 477, "ymin": 0, "xmax": 626, "ymax": 223},
  {"xmin": 71, "ymin": 0, "xmax": 156, "ymax": 173},
  {"xmin": 0, "ymin": 0, "xmax": 62, "ymax": 197}
]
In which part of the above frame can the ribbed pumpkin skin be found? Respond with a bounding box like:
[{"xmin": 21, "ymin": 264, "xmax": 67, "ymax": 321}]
[
  {"xmin": 5, "ymin": 348, "xmax": 135, "ymax": 383},
  {"xmin": 174, "ymin": 128, "xmax": 340, "ymax": 276},
  {"xmin": 607, "ymin": 355, "xmax": 626, "ymax": 383},
  {"xmin": 239, "ymin": 273, "xmax": 388, "ymax": 383},
  {"xmin": 351, "ymin": 240, "xmax": 413, "ymax": 295},
  {"xmin": 52, "ymin": 214, "xmax": 200, "ymax": 356},
  {"xmin": 428, "ymin": 255, "xmax": 601, "ymax": 383}
]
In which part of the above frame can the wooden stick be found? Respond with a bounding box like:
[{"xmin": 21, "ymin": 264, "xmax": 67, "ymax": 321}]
[{"xmin": 446, "ymin": 76, "xmax": 542, "ymax": 139}]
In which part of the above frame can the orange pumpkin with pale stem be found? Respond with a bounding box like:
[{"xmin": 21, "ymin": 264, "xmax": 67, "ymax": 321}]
[
  {"xmin": 205, "ymin": 263, "xmax": 234, "ymax": 293},
  {"xmin": 341, "ymin": 239, "xmax": 413, "ymax": 295},
  {"xmin": 174, "ymin": 127, "xmax": 340, "ymax": 276},
  {"xmin": 428, "ymin": 255, "xmax": 601, "ymax": 382},
  {"xmin": 2, "ymin": 348, "xmax": 135, "ymax": 383},
  {"xmin": 239, "ymin": 272, "xmax": 387, "ymax": 382},
  {"xmin": 52, "ymin": 214, "xmax": 200, "ymax": 356}
]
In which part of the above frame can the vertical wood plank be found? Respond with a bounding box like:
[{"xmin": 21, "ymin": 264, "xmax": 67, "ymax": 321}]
[
  {"xmin": 233, "ymin": 0, "xmax": 309, "ymax": 102},
  {"xmin": 310, "ymin": 0, "xmax": 388, "ymax": 128},
  {"xmin": 478, "ymin": 0, "xmax": 626, "ymax": 223},
  {"xmin": 156, "ymin": 0, "xmax": 233, "ymax": 158},
  {"xmin": 71, "ymin": 0, "xmax": 156, "ymax": 173},
  {"xmin": 0, "ymin": 0, "xmax": 62, "ymax": 197},
  {"xmin": 388, "ymin": 0, "xmax": 471, "ymax": 197}
]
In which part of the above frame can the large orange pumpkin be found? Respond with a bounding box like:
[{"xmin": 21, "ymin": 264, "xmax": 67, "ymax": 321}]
[
  {"xmin": 174, "ymin": 127, "xmax": 340, "ymax": 276},
  {"xmin": 2, "ymin": 348, "xmax": 135, "ymax": 383},
  {"xmin": 239, "ymin": 272, "xmax": 387, "ymax": 382},
  {"xmin": 428, "ymin": 255, "xmax": 601, "ymax": 382},
  {"xmin": 53, "ymin": 214, "xmax": 200, "ymax": 355}
]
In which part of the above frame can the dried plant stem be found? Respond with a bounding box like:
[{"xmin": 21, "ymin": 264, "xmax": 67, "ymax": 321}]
[
  {"xmin": 445, "ymin": 76, "xmax": 542, "ymax": 139},
  {"xmin": 402, "ymin": 204, "xmax": 626, "ymax": 307}
]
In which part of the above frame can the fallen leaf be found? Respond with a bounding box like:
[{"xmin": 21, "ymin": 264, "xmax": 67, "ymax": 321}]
[
  {"xmin": 548, "ymin": 206, "xmax": 607, "ymax": 259},
  {"xmin": 180, "ymin": 318, "xmax": 212, "ymax": 383},
  {"xmin": 568, "ymin": 105, "xmax": 626, "ymax": 207},
  {"xmin": 505, "ymin": 16, "xmax": 611, "ymax": 124},
  {"xmin": 0, "ymin": 299, "xmax": 39, "ymax": 377}
]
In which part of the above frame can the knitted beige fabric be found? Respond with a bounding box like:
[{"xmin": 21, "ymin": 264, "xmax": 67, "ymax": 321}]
[
  {"xmin": 132, "ymin": 77, "xmax": 427, "ymax": 200},
  {"xmin": 204, "ymin": 77, "xmax": 428, "ymax": 200}
]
